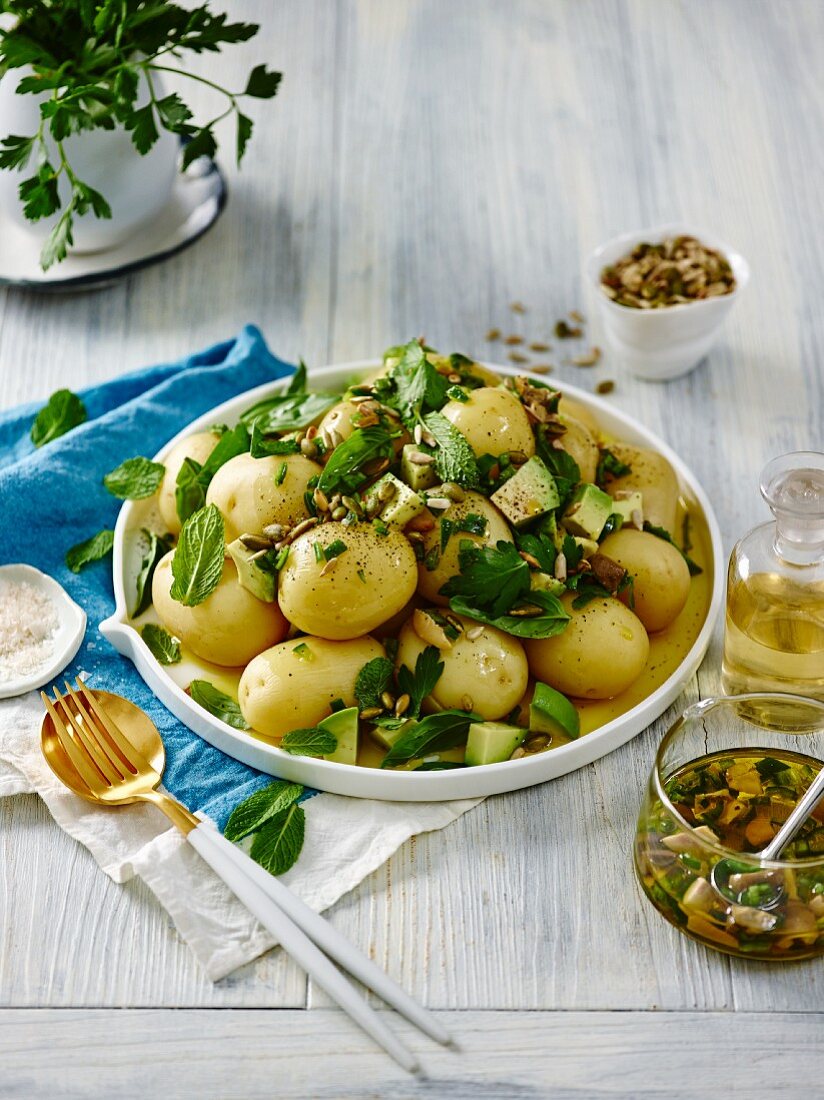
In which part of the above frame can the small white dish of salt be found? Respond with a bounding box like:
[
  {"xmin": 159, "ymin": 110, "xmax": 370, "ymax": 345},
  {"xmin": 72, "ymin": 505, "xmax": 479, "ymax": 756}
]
[{"xmin": 0, "ymin": 564, "xmax": 86, "ymax": 699}]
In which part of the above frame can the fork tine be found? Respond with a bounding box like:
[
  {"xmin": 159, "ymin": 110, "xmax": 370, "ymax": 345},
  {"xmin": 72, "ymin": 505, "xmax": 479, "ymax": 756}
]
[
  {"xmin": 75, "ymin": 681, "xmax": 147, "ymax": 774},
  {"xmin": 41, "ymin": 691, "xmax": 103, "ymax": 793},
  {"xmin": 60, "ymin": 681, "xmax": 126, "ymax": 784}
]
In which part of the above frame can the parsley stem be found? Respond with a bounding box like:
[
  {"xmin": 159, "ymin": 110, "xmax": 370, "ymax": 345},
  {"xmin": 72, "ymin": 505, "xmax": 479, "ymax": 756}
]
[{"xmin": 147, "ymin": 64, "xmax": 240, "ymax": 105}]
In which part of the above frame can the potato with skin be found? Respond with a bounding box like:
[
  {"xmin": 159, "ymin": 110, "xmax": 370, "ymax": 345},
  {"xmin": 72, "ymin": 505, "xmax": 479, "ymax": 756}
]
[
  {"xmin": 558, "ymin": 396, "xmax": 601, "ymax": 438},
  {"xmin": 416, "ymin": 491, "xmax": 513, "ymax": 606},
  {"xmin": 525, "ymin": 591, "xmax": 649, "ymax": 699},
  {"xmin": 278, "ymin": 521, "xmax": 418, "ymax": 640},
  {"xmin": 599, "ymin": 528, "xmax": 691, "ymax": 633},
  {"xmin": 441, "ymin": 387, "xmax": 535, "ymax": 460},
  {"xmin": 239, "ymin": 635, "xmax": 385, "ymax": 738},
  {"xmin": 396, "ymin": 613, "xmax": 528, "ymax": 721},
  {"xmin": 152, "ymin": 552, "xmax": 289, "ymax": 667},
  {"xmin": 158, "ymin": 430, "xmax": 221, "ymax": 536},
  {"xmin": 205, "ymin": 451, "xmax": 321, "ymax": 541},
  {"xmin": 558, "ymin": 415, "xmax": 599, "ymax": 483},
  {"xmin": 603, "ymin": 444, "xmax": 679, "ymax": 534}
]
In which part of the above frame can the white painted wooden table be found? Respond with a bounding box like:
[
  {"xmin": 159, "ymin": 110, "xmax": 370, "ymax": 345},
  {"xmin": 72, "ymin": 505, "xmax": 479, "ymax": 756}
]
[{"xmin": 2, "ymin": 2, "xmax": 823, "ymax": 1096}]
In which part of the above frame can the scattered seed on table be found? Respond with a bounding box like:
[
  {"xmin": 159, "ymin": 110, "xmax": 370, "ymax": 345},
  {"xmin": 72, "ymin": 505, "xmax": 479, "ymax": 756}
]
[
  {"xmin": 509, "ymin": 352, "xmax": 529, "ymax": 363},
  {"xmin": 555, "ymin": 320, "xmax": 582, "ymax": 339},
  {"xmin": 486, "ymin": 328, "xmax": 501, "ymax": 341},
  {"xmin": 510, "ymin": 302, "xmax": 527, "ymax": 313},
  {"xmin": 571, "ymin": 347, "xmax": 601, "ymax": 367},
  {"xmin": 529, "ymin": 342, "xmax": 551, "ymax": 352},
  {"xmin": 504, "ymin": 335, "xmax": 524, "ymax": 346},
  {"xmin": 530, "ymin": 364, "xmax": 554, "ymax": 374},
  {"xmin": 569, "ymin": 309, "xmax": 585, "ymax": 323},
  {"xmin": 596, "ymin": 379, "xmax": 616, "ymax": 394}
]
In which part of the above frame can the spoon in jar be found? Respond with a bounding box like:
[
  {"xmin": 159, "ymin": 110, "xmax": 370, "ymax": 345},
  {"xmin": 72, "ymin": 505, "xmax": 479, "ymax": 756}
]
[{"xmin": 711, "ymin": 764, "xmax": 824, "ymax": 910}]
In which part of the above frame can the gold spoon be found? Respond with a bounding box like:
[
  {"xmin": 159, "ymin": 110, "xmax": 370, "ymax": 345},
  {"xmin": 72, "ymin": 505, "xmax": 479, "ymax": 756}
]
[{"xmin": 41, "ymin": 680, "xmax": 450, "ymax": 1069}]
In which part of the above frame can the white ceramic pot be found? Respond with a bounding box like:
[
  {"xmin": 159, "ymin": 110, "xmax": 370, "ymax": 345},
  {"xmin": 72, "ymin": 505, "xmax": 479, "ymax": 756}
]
[
  {"xmin": 0, "ymin": 67, "xmax": 179, "ymax": 253},
  {"xmin": 586, "ymin": 223, "xmax": 750, "ymax": 381}
]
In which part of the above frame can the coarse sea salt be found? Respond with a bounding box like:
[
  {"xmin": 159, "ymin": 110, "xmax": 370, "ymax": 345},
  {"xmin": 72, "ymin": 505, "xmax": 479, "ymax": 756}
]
[{"xmin": 0, "ymin": 577, "xmax": 60, "ymax": 682}]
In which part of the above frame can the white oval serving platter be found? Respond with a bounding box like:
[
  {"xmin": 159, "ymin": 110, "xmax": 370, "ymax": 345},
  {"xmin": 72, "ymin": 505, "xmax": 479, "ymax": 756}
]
[{"xmin": 101, "ymin": 361, "xmax": 724, "ymax": 801}]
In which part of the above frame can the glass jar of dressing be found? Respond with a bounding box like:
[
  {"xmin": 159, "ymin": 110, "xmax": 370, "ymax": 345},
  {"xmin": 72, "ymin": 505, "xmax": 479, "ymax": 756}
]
[{"xmin": 722, "ymin": 452, "xmax": 824, "ymax": 708}]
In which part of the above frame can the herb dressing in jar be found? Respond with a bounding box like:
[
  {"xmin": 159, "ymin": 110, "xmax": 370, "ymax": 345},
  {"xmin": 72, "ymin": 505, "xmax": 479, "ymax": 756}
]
[{"xmin": 722, "ymin": 453, "xmax": 824, "ymax": 711}]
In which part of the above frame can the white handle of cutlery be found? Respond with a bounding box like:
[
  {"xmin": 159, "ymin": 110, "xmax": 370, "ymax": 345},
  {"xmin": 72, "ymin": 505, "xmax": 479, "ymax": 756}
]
[
  {"xmin": 186, "ymin": 821, "xmax": 420, "ymax": 1075},
  {"xmin": 194, "ymin": 818, "xmax": 451, "ymax": 1046}
]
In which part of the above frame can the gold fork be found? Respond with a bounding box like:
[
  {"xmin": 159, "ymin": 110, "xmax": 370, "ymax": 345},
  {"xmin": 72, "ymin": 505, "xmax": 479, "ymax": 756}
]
[{"xmin": 42, "ymin": 681, "xmax": 451, "ymax": 1072}]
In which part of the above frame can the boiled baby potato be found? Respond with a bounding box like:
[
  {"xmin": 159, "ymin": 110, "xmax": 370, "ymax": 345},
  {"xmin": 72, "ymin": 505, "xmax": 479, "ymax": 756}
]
[
  {"xmin": 440, "ymin": 387, "xmax": 535, "ymax": 459},
  {"xmin": 158, "ymin": 430, "xmax": 221, "ymax": 536},
  {"xmin": 239, "ymin": 635, "xmax": 385, "ymax": 738},
  {"xmin": 397, "ymin": 613, "xmax": 528, "ymax": 721},
  {"xmin": 599, "ymin": 528, "xmax": 691, "ymax": 633},
  {"xmin": 206, "ymin": 451, "xmax": 321, "ymax": 541},
  {"xmin": 278, "ymin": 521, "xmax": 418, "ymax": 639},
  {"xmin": 417, "ymin": 491, "xmax": 512, "ymax": 605},
  {"xmin": 152, "ymin": 552, "xmax": 288, "ymax": 667},
  {"xmin": 558, "ymin": 396, "xmax": 601, "ymax": 438},
  {"xmin": 604, "ymin": 444, "xmax": 679, "ymax": 534},
  {"xmin": 558, "ymin": 415, "xmax": 598, "ymax": 483},
  {"xmin": 525, "ymin": 591, "xmax": 649, "ymax": 699}
]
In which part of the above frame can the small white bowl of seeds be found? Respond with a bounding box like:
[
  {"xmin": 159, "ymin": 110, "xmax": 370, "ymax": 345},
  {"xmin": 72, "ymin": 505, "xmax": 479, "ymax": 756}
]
[{"xmin": 586, "ymin": 223, "xmax": 749, "ymax": 381}]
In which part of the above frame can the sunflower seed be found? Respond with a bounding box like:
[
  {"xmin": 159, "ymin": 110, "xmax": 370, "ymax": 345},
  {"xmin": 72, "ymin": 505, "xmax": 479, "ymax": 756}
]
[
  {"xmin": 360, "ymin": 706, "xmax": 383, "ymax": 720},
  {"xmin": 394, "ymin": 694, "xmax": 410, "ymax": 717},
  {"xmin": 288, "ymin": 517, "xmax": 319, "ymax": 541},
  {"xmin": 571, "ymin": 347, "xmax": 602, "ymax": 368},
  {"xmin": 426, "ymin": 496, "xmax": 452, "ymax": 511},
  {"xmin": 319, "ymin": 556, "xmax": 338, "ymax": 576},
  {"xmin": 313, "ymin": 487, "xmax": 329, "ymax": 512},
  {"xmin": 414, "ymin": 424, "xmax": 423, "ymax": 445},
  {"xmin": 554, "ymin": 552, "xmax": 567, "ymax": 581},
  {"xmin": 381, "ymin": 691, "xmax": 395, "ymax": 711},
  {"xmin": 466, "ymin": 625, "xmax": 484, "ymax": 641},
  {"xmin": 408, "ymin": 450, "xmax": 435, "ymax": 466}
]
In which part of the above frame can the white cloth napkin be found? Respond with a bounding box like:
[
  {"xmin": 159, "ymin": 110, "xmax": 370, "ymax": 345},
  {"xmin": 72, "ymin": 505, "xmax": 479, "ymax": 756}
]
[{"xmin": 0, "ymin": 690, "xmax": 479, "ymax": 981}]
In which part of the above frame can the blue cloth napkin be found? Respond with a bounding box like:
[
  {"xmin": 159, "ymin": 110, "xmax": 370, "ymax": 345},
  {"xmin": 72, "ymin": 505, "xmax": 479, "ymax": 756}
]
[{"xmin": 0, "ymin": 324, "xmax": 298, "ymax": 828}]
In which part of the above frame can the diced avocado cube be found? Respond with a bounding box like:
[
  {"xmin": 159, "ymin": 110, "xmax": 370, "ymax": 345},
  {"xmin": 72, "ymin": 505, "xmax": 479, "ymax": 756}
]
[
  {"xmin": 401, "ymin": 443, "xmax": 439, "ymax": 491},
  {"xmin": 490, "ymin": 456, "xmax": 560, "ymax": 528},
  {"xmin": 370, "ymin": 718, "xmax": 416, "ymax": 751},
  {"xmin": 609, "ymin": 490, "xmax": 644, "ymax": 526},
  {"xmin": 537, "ymin": 511, "xmax": 562, "ymax": 548},
  {"xmin": 530, "ymin": 571, "xmax": 566, "ymax": 596},
  {"xmin": 363, "ymin": 472, "xmax": 426, "ymax": 528},
  {"xmin": 563, "ymin": 483, "xmax": 614, "ymax": 540},
  {"xmin": 573, "ymin": 536, "xmax": 599, "ymax": 559},
  {"xmin": 319, "ymin": 706, "xmax": 359, "ymax": 765},
  {"xmin": 464, "ymin": 722, "xmax": 526, "ymax": 767},
  {"xmin": 226, "ymin": 537, "xmax": 276, "ymax": 602},
  {"xmin": 530, "ymin": 682, "xmax": 580, "ymax": 740}
]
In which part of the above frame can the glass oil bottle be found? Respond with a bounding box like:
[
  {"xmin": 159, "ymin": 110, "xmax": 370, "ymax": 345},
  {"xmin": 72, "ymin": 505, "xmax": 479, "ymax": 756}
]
[{"xmin": 722, "ymin": 452, "xmax": 824, "ymax": 707}]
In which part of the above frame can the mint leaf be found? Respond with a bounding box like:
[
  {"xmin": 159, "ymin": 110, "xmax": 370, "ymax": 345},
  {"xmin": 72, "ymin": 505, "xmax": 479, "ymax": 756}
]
[
  {"xmin": 170, "ymin": 504, "xmax": 225, "ymax": 606},
  {"xmin": 141, "ymin": 623, "xmax": 181, "ymax": 665},
  {"xmin": 250, "ymin": 803, "xmax": 305, "ymax": 876},
  {"xmin": 104, "ymin": 456, "xmax": 165, "ymax": 500},
  {"xmin": 596, "ymin": 448, "xmax": 632, "ymax": 487},
  {"xmin": 317, "ymin": 426, "xmax": 395, "ymax": 496},
  {"xmin": 66, "ymin": 528, "xmax": 114, "ymax": 573},
  {"xmin": 249, "ymin": 427, "xmax": 301, "ymax": 459},
  {"xmin": 240, "ymin": 391, "xmax": 338, "ymax": 434},
  {"xmin": 355, "ymin": 657, "xmax": 394, "ymax": 710},
  {"xmin": 396, "ymin": 645, "xmax": 444, "ymax": 718},
  {"xmin": 31, "ymin": 388, "xmax": 87, "ymax": 447},
  {"xmin": 280, "ymin": 727, "xmax": 338, "ymax": 757},
  {"xmin": 422, "ymin": 411, "xmax": 479, "ymax": 489},
  {"xmin": 381, "ymin": 710, "xmax": 477, "ymax": 768},
  {"xmin": 175, "ymin": 423, "xmax": 249, "ymax": 523},
  {"xmin": 133, "ymin": 528, "xmax": 172, "ymax": 617},
  {"xmin": 286, "ymin": 360, "xmax": 307, "ymax": 394},
  {"xmin": 448, "ymin": 590, "xmax": 570, "ymax": 639},
  {"xmin": 389, "ymin": 340, "xmax": 449, "ymax": 425},
  {"xmin": 440, "ymin": 540, "xmax": 530, "ymax": 618},
  {"xmin": 189, "ymin": 680, "xmax": 249, "ymax": 730},
  {"xmin": 224, "ymin": 780, "xmax": 304, "ymax": 842}
]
